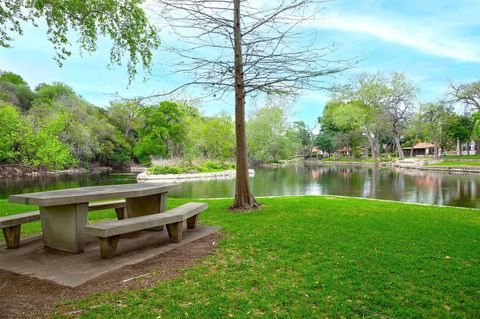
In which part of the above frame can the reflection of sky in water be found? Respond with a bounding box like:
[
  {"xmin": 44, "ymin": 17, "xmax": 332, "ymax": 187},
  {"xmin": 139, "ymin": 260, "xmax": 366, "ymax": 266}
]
[{"xmin": 2, "ymin": 164, "xmax": 480, "ymax": 208}]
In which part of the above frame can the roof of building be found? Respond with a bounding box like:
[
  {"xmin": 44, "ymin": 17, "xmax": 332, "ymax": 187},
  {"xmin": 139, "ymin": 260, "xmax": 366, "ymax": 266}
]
[{"xmin": 402, "ymin": 142, "xmax": 435, "ymax": 150}]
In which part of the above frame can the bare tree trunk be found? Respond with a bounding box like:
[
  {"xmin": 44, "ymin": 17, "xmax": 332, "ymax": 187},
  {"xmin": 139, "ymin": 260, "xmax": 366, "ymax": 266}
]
[
  {"xmin": 456, "ymin": 138, "xmax": 461, "ymax": 156},
  {"xmin": 476, "ymin": 140, "xmax": 480, "ymax": 155},
  {"xmin": 410, "ymin": 133, "xmax": 417, "ymax": 157},
  {"xmin": 394, "ymin": 134, "xmax": 404, "ymax": 159},
  {"xmin": 230, "ymin": 0, "xmax": 260, "ymax": 210},
  {"xmin": 434, "ymin": 140, "xmax": 440, "ymax": 159},
  {"xmin": 365, "ymin": 130, "xmax": 379, "ymax": 161}
]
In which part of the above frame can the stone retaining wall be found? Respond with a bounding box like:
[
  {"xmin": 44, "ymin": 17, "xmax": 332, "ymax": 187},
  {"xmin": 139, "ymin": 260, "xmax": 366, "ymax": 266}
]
[{"xmin": 137, "ymin": 169, "xmax": 255, "ymax": 181}]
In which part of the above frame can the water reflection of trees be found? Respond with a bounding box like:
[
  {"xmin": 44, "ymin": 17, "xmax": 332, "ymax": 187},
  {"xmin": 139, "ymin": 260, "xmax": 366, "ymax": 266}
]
[{"xmin": 4, "ymin": 164, "xmax": 480, "ymax": 208}]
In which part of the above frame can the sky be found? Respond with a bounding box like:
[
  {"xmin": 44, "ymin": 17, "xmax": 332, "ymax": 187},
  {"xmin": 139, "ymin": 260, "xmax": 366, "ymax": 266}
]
[{"xmin": 1, "ymin": 0, "xmax": 479, "ymax": 126}]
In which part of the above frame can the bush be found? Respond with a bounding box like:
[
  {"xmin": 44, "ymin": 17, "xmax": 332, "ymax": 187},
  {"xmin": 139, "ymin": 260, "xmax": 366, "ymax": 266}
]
[{"xmin": 148, "ymin": 160, "xmax": 235, "ymax": 175}]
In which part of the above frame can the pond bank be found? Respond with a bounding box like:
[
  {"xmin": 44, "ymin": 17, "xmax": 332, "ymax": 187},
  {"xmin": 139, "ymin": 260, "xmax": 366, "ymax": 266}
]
[
  {"xmin": 0, "ymin": 164, "xmax": 147, "ymax": 178},
  {"xmin": 137, "ymin": 169, "xmax": 255, "ymax": 181},
  {"xmin": 0, "ymin": 164, "xmax": 115, "ymax": 177}
]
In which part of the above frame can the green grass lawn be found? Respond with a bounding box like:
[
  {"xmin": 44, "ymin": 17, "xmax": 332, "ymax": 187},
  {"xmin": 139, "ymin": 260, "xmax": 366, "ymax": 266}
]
[
  {"xmin": 1, "ymin": 197, "xmax": 479, "ymax": 318},
  {"xmin": 428, "ymin": 161, "xmax": 480, "ymax": 167},
  {"xmin": 444, "ymin": 154, "xmax": 480, "ymax": 160}
]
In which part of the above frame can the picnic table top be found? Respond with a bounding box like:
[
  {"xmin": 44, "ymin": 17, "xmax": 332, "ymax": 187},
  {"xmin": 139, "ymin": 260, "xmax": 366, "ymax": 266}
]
[{"xmin": 9, "ymin": 183, "xmax": 177, "ymax": 207}]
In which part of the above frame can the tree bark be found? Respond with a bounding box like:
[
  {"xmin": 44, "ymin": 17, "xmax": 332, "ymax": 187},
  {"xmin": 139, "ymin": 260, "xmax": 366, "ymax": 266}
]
[
  {"xmin": 410, "ymin": 134, "xmax": 417, "ymax": 157},
  {"xmin": 393, "ymin": 134, "xmax": 404, "ymax": 159},
  {"xmin": 434, "ymin": 140, "xmax": 440, "ymax": 159},
  {"xmin": 365, "ymin": 129, "xmax": 379, "ymax": 161},
  {"xmin": 456, "ymin": 138, "xmax": 461, "ymax": 156},
  {"xmin": 229, "ymin": 0, "xmax": 260, "ymax": 211}
]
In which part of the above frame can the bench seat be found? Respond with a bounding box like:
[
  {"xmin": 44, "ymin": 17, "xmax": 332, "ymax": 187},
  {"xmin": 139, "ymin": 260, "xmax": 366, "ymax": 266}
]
[
  {"xmin": 1, "ymin": 200, "xmax": 127, "ymax": 249},
  {"xmin": 84, "ymin": 202, "xmax": 208, "ymax": 258}
]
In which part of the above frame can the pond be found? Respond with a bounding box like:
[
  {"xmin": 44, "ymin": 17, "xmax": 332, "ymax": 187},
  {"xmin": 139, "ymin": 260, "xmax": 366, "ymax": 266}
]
[{"xmin": 1, "ymin": 163, "xmax": 480, "ymax": 208}]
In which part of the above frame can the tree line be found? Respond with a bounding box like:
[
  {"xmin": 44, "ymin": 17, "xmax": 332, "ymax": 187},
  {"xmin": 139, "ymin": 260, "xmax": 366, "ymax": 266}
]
[
  {"xmin": 315, "ymin": 73, "xmax": 480, "ymax": 160},
  {"xmin": 0, "ymin": 71, "xmax": 309, "ymax": 170}
]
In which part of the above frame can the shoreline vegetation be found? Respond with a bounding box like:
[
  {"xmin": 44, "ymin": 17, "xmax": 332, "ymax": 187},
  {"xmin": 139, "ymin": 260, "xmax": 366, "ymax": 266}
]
[
  {"xmin": 139, "ymin": 160, "xmax": 255, "ymax": 181},
  {"xmin": 5, "ymin": 155, "xmax": 480, "ymax": 177},
  {"xmin": 1, "ymin": 196, "xmax": 478, "ymax": 317}
]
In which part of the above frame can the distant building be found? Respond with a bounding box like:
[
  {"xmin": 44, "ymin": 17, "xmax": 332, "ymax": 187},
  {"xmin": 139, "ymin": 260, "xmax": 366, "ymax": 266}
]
[
  {"xmin": 402, "ymin": 142, "xmax": 435, "ymax": 156},
  {"xmin": 337, "ymin": 146, "xmax": 350, "ymax": 156}
]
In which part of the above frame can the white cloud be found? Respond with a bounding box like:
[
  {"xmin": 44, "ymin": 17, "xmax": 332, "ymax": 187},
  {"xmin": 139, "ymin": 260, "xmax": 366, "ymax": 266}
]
[{"xmin": 312, "ymin": 13, "xmax": 480, "ymax": 63}]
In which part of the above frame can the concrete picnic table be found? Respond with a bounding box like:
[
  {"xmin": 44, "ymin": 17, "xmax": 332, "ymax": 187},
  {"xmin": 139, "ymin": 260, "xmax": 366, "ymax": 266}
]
[{"xmin": 8, "ymin": 183, "xmax": 177, "ymax": 253}]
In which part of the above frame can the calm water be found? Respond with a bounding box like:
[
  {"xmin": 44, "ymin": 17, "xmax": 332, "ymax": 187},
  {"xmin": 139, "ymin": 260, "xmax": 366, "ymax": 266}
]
[{"xmin": 1, "ymin": 163, "xmax": 480, "ymax": 208}]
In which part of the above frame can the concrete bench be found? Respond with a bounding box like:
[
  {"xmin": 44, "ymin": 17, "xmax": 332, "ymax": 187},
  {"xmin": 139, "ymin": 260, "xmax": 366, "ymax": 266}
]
[
  {"xmin": 84, "ymin": 202, "xmax": 208, "ymax": 258},
  {"xmin": 0, "ymin": 200, "xmax": 127, "ymax": 249}
]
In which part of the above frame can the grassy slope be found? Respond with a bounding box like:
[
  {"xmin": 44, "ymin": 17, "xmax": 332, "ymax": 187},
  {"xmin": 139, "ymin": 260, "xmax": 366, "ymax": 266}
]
[
  {"xmin": 429, "ymin": 161, "xmax": 480, "ymax": 167},
  {"xmin": 1, "ymin": 197, "xmax": 479, "ymax": 318},
  {"xmin": 445, "ymin": 154, "xmax": 480, "ymax": 160}
]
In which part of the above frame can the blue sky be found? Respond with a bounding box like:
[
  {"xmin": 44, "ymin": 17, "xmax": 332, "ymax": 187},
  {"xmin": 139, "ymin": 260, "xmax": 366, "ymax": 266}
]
[{"xmin": 1, "ymin": 0, "xmax": 479, "ymax": 126}]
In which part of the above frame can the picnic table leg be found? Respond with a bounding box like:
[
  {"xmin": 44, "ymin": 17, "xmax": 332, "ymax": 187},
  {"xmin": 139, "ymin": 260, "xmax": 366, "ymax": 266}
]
[
  {"xmin": 115, "ymin": 207, "xmax": 126, "ymax": 220},
  {"xmin": 98, "ymin": 236, "xmax": 120, "ymax": 258},
  {"xmin": 126, "ymin": 192, "xmax": 167, "ymax": 231},
  {"xmin": 40, "ymin": 203, "xmax": 88, "ymax": 253},
  {"xmin": 186, "ymin": 214, "xmax": 199, "ymax": 229},
  {"xmin": 3, "ymin": 225, "xmax": 21, "ymax": 249},
  {"xmin": 166, "ymin": 222, "xmax": 182, "ymax": 243}
]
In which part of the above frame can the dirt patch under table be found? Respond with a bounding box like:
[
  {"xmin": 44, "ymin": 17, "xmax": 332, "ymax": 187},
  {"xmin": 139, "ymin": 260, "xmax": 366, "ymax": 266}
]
[{"xmin": 0, "ymin": 232, "xmax": 221, "ymax": 319}]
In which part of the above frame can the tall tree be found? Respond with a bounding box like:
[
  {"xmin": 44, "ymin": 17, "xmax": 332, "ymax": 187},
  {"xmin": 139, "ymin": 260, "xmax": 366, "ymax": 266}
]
[
  {"xmin": 450, "ymin": 81, "xmax": 480, "ymax": 154},
  {"xmin": 381, "ymin": 73, "xmax": 417, "ymax": 158},
  {"xmin": 332, "ymin": 74, "xmax": 390, "ymax": 161},
  {"xmin": 420, "ymin": 102, "xmax": 453, "ymax": 159},
  {"xmin": 247, "ymin": 104, "xmax": 299, "ymax": 164},
  {"xmin": 444, "ymin": 114, "xmax": 474, "ymax": 156},
  {"xmin": 293, "ymin": 121, "xmax": 316, "ymax": 159},
  {"xmin": 134, "ymin": 101, "xmax": 186, "ymax": 164},
  {"xmin": 152, "ymin": 0, "xmax": 352, "ymax": 210},
  {"xmin": 405, "ymin": 113, "xmax": 425, "ymax": 157},
  {"xmin": 1, "ymin": 0, "xmax": 160, "ymax": 81},
  {"xmin": 450, "ymin": 81, "xmax": 480, "ymax": 111}
]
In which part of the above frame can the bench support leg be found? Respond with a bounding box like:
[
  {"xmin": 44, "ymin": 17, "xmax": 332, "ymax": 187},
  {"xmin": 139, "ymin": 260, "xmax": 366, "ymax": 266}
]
[
  {"xmin": 187, "ymin": 214, "xmax": 199, "ymax": 229},
  {"xmin": 3, "ymin": 225, "xmax": 21, "ymax": 249},
  {"xmin": 166, "ymin": 222, "xmax": 182, "ymax": 243},
  {"xmin": 115, "ymin": 207, "xmax": 126, "ymax": 220},
  {"xmin": 99, "ymin": 236, "xmax": 120, "ymax": 258}
]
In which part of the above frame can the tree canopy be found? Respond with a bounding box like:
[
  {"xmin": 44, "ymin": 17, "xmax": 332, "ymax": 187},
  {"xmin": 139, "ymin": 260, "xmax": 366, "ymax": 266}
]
[{"xmin": 1, "ymin": 0, "xmax": 160, "ymax": 81}]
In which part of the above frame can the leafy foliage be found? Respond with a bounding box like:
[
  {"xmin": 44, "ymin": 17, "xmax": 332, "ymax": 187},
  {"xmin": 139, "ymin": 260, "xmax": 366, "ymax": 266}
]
[
  {"xmin": 148, "ymin": 161, "xmax": 235, "ymax": 174},
  {"xmin": 247, "ymin": 105, "xmax": 299, "ymax": 163},
  {"xmin": 0, "ymin": 0, "xmax": 160, "ymax": 81},
  {"xmin": 185, "ymin": 113, "xmax": 235, "ymax": 161},
  {"xmin": 134, "ymin": 101, "xmax": 187, "ymax": 164},
  {"xmin": 0, "ymin": 102, "xmax": 21, "ymax": 162}
]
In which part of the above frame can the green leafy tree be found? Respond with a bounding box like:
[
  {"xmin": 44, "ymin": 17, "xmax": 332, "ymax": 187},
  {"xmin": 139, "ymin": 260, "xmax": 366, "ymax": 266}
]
[
  {"xmin": 107, "ymin": 100, "xmax": 143, "ymax": 143},
  {"xmin": 34, "ymin": 82, "xmax": 75, "ymax": 104},
  {"xmin": 420, "ymin": 102, "xmax": 453, "ymax": 159},
  {"xmin": 293, "ymin": 121, "xmax": 315, "ymax": 158},
  {"xmin": 247, "ymin": 105, "xmax": 299, "ymax": 163},
  {"xmin": 186, "ymin": 113, "xmax": 235, "ymax": 161},
  {"xmin": 381, "ymin": 73, "xmax": 417, "ymax": 158},
  {"xmin": 134, "ymin": 101, "xmax": 186, "ymax": 164},
  {"xmin": 332, "ymin": 74, "xmax": 391, "ymax": 160},
  {"xmin": 314, "ymin": 132, "xmax": 336, "ymax": 156},
  {"xmin": 1, "ymin": 0, "xmax": 160, "ymax": 81},
  {"xmin": 30, "ymin": 115, "xmax": 78, "ymax": 169},
  {"xmin": 0, "ymin": 102, "xmax": 21, "ymax": 162},
  {"xmin": 0, "ymin": 71, "xmax": 36, "ymax": 111},
  {"xmin": 444, "ymin": 114, "xmax": 474, "ymax": 155},
  {"xmin": 319, "ymin": 100, "xmax": 367, "ymax": 157},
  {"xmin": 404, "ymin": 113, "xmax": 427, "ymax": 157},
  {"xmin": 0, "ymin": 71, "xmax": 28, "ymax": 85}
]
